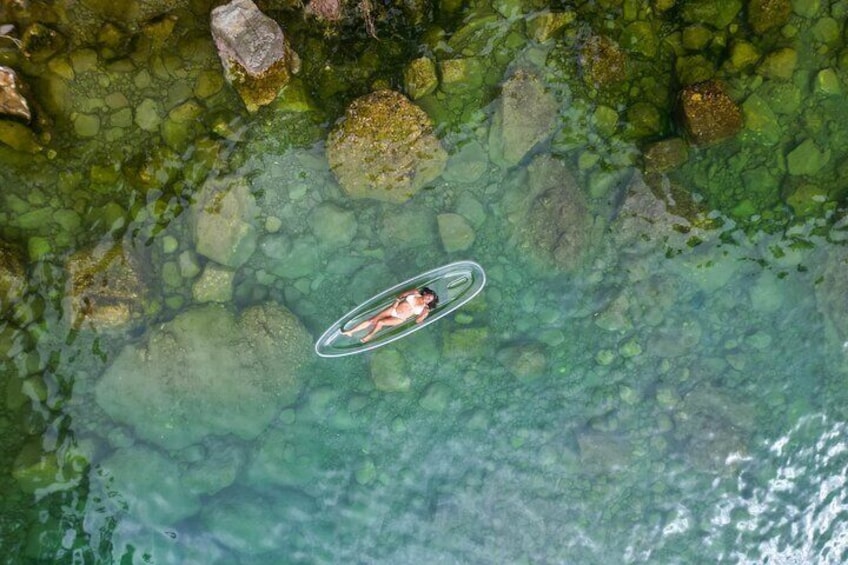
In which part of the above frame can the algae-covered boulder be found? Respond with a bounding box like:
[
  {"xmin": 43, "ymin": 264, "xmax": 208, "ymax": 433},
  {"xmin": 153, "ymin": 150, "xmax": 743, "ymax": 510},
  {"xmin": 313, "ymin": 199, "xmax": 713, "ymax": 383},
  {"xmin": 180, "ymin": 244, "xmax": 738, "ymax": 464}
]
[
  {"xmin": 677, "ymin": 80, "xmax": 742, "ymax": 145},
  {"xmin": 326, "ymin": 90, "xmax": 447, "ymax": 203},
  {"xmin": 191, "ymin": 175, "xmax": 258, "ymax": 268},
  {"xmin": 509, "ymin": 155, "xmax": 594, "ymax": 271},
  {"xmin": 210, "ymin": 0, "xmax": 301, "ymax": 113},
  {"xmin": 96, "ymin": 445, "xmax": 201, "ymax": 526},
  {"xmin": 95, "ymin": 302, "xmax": 312, "ymax": 449},
  {"xmin": 488, "ymin": 69, "xmax": 558, "ymax": 167},
  {"xmin": 0, "ymin": 240, "xmax": 25, "ymax": 314},
  {"xmin": 65, "ymin": 241, "xmax": 151, "ymax": 330}
]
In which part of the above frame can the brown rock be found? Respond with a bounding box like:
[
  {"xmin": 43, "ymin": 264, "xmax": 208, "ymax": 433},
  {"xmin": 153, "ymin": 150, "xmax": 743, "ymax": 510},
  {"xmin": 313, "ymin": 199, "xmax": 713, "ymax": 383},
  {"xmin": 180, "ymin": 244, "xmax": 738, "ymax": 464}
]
[{"xmin": 677, "ymin": 80, "xmax": 742, "ymax": 145}]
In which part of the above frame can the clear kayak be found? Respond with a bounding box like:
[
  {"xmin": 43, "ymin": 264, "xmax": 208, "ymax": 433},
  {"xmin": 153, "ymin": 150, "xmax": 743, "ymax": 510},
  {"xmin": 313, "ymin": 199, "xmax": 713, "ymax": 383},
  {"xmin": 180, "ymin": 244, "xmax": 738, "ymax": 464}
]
[{"xmin": 314, "ymin": 260, "xmax": 486, "ymax": 358}]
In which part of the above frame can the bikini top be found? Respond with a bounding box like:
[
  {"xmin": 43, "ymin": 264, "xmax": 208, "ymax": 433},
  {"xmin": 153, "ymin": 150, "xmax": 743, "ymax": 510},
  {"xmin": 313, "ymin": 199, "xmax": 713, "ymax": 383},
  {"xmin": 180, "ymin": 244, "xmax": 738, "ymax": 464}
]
[{"xmin": 405, "ymin": 294, "xmax": 426, "ymax": 316}]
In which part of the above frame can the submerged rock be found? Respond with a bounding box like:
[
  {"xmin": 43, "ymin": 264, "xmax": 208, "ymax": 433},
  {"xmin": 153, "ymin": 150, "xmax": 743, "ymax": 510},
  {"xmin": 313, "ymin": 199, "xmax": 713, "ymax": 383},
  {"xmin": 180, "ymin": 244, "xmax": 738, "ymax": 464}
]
[
  {"xmin": 497, "ymin": 342, "xmax": 547, "ymax": 381},
  {"xmin": 488, "ymin": 69, "xmax": 558, "ymax": 167},
  {"xmin": 748, "ymin": 0, "xmax": 791, "ymax": 33},
  {"xmin": 610, "ymin": 171, "xmax": 712, "ymax": 254},
  {"xmin": 326, "ymin": 90, "xmax": 447, "ymax": 203},
  {"xmin": 437, "ymin": 213, "xmax": 475, "ymax": 253},
  {"xmin": 95, "ymin": 302, "xmax": 312, "ymax": 449},
  {"xmin": 210, "ymin": 0, "xmax": 301, "ymax": 112},
  {"xmin": 202, "ymin": 487, "xmax": 316, "ymax": 555},
  {"xmin": 677, "ymin": 80, "xmax": 742, "ymax": 145},
  {"xmin": 64, "ymin": 241, "xmax": 151, "ymax": 331},
  {"xmin": 370, "ymin": 348, "xmax": 411, "ymax": 392},
  {"xmin": 579, "ymin": 35, "xmax": 627, "ymax": 87},
  {"xmin": 0, "ymin": 241, "xmax": 26, "ymax": 314},
  {"xmin": 642, "ymin": 137, "xmax": 690, "ymax": 173},
  {"xmin": 97, "ymin": 445, "xmax": 200, "ymax": 526},
  {"xmin": 191, "ymin": 176, "xmax": 258, "ymax": 268},
  {"xmin": 509, "ymin": 155, "xmax": 594, "ymax": 271},
  {"xmin": 0, "ymin": 66, "xmax": 32, "ymax": 122}
]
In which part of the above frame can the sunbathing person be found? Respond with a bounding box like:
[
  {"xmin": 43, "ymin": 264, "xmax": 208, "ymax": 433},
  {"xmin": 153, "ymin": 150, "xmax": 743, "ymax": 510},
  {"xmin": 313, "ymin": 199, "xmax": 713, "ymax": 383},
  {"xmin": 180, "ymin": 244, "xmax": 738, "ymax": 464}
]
[{"xmin": 342, "ymin": 287, "xmax": 439, "ymax": 343}]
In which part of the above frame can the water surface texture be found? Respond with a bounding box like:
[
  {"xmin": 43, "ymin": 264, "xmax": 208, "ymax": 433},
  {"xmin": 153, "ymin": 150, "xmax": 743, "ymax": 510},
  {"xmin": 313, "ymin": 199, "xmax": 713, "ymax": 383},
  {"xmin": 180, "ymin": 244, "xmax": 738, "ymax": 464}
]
[{"xmin": 2, "ymin": 0, "xmax": 848, "ymax": 563}]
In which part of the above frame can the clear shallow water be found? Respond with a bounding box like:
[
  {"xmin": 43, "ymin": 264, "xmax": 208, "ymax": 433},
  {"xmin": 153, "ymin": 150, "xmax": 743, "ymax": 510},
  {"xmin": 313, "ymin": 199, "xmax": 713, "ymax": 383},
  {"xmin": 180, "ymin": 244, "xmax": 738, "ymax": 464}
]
[{"xmin": 2, "ymin": 1, "xmax": 848, "ymax": 564}]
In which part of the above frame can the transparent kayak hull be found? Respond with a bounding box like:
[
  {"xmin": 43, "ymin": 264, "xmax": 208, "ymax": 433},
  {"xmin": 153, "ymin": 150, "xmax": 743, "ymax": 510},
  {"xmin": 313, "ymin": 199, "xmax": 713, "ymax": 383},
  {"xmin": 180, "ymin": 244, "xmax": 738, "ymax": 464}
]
[{"xmin": 314, "ymin": 260, "xmax": 486, "ymax": 358}]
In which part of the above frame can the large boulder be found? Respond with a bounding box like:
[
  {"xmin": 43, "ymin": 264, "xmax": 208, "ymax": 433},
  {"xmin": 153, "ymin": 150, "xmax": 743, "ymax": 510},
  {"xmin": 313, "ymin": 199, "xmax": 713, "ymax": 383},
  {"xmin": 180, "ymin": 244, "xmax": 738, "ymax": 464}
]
[
  {"xmin": 201, "ymin": 487, "xmax": 317, "ymax": 555},
  {"xmin": 95, "ymin": 302, "xmax": 312, "ymax": 449},
  {"xmin": 96, "ymin": 445, "xmax": 201, "ymax": 526},
  {"xmin": 64, "ymin": 241, "xmax": 151, "ymax": 331},
  {"xmin": 191, "ymin": 176, "xmax": 258, "ymax": 268},
  {"xmin": 488, "ymin": 69, "xmax": 558, "ymax": 167},
  {"xmin": 0, "ymin": 240, "xmax": 25, "ymax": 314},
  {"xmin": 210, "ymin": 0, "xmax": 301, "ymax": 112},
  {"xmin": 326, "ymin": 90, "xmax": 447, "ymax": 203},
  {"xmin": 677, "ymin": 80, "xmax": 743, "ymax": 145},
  {"xmin": 507, "ymin": 155, "xmax": 594, "ymax": 271}
]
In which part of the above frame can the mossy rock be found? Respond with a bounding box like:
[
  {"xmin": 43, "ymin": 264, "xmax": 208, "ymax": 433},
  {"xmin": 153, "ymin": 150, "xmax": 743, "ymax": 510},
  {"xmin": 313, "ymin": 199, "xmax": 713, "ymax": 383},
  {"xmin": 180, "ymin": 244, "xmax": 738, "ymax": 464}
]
[
  {"xmin": 748, "ymin": 0, "xmax": 792, "ymax": 33},
  {"xmin": 0, "ymin": 241, "xmax": 26, "ymax": 313},
  {"xmin": 65, "ymin": 241, "xmax": 151, "ymax": 331},
  {"xmin": 326, "ymin": 90, "xmax": 447, "ymax": 203},
  {"xmin": 680, "ymin": 0, "xmax": 743, "ymax": 28},
  {"xmin": 579, "ymin": 35, "xmax": 627, "ymax": 87}
]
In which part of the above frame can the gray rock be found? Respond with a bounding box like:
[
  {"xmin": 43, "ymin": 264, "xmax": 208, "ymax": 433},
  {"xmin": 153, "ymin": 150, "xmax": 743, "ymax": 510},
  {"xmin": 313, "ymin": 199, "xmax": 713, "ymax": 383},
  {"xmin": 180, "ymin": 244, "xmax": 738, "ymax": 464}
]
[
  {"xmin": 327, "ymin": 90, "xmax": 447, "ymax": 203},
  {"xmin": 211, "ymin": 0, "xmax": 285, "ymax": 76},
  {"xmin": 95, "ymin": 303, "xmax": 312, "ymax": 449},
  {"xmin": 488, "ymin": 69, "xmax": 558, "ymax": 167},
  {"xmin": 210, "ymin": 0, "xmax": 300, "ymax": 112},
  {"xmin": 509, "ymin": 155, "xmax": 594, "ymax": 271},
  {"xmin": 192, "ymin": 176, "xmax": 258, "ymax": 268},
  {"xmin": 0, "ymin": 66, "xmax": 32, "ymax": 121}
]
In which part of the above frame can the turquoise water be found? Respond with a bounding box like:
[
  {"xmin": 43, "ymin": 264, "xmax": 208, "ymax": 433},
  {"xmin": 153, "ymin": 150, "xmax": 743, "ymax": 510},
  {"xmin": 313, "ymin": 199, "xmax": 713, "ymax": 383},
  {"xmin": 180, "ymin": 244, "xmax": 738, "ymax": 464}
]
[{"xmin": 3, "ymin": 0, "xmax": 848, "ymax": 563}]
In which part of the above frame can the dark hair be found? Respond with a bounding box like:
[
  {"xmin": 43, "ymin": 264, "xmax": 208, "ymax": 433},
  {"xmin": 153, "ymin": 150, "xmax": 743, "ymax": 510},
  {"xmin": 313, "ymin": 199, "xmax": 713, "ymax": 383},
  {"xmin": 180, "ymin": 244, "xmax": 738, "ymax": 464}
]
[{"xmin": 420, "ymin": 287, "xmax": 439, "ymax": 309}]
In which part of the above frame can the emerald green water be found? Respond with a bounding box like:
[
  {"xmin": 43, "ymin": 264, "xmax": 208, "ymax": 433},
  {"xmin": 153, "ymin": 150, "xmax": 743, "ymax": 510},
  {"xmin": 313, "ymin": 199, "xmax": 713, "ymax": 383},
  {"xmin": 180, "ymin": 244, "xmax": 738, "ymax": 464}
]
[{"xmin": 2, "ymin": 0, "xmax": 848, "ymax": 563}]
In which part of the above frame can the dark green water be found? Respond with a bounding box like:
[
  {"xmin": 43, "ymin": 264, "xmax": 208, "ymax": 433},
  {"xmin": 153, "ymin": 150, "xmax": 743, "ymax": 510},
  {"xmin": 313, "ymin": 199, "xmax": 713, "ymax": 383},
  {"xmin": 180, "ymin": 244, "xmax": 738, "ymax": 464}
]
[{"xmin": 2, "ymin": 0, "xmax": 848, "ymax": 563}]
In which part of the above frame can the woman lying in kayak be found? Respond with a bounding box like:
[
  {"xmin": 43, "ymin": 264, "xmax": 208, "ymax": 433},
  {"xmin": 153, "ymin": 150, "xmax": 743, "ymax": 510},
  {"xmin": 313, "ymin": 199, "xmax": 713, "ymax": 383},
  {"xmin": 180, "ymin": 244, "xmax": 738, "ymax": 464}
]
[{"xmin": 342, "ymin": 287, "xmax": 439, "ymax": 343}]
